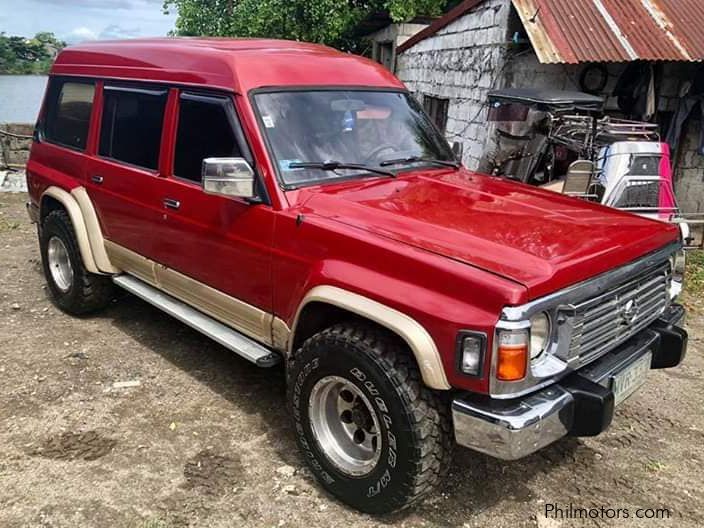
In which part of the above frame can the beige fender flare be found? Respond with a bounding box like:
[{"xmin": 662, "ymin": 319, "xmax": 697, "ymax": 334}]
[
  {"xmin": 41, "ymin": 186, "xmax": 118, "ymax": 275},
  {"xmin": 291, "ymin": 285, "xmax": 451, "ymax": 390}
]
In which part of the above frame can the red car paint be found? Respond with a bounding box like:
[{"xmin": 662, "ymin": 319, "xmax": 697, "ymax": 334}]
[{"xmin": 27, "ymin": 39, "xmax": 680, "ymax": 394}]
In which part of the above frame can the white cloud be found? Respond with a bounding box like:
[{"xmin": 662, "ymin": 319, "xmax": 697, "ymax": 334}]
[
  {"xmin": 0, "ymin": 0, "xmax": 177, "ymax": 41},
  {"xmin": 40, "ymin": 0, "xmax": 163, "ymax": 9},
  {"xmin": 98, "ymin": 24, "xmax": 142, "ymax": 40},
  {"xmin": 65, "ymin": 26, "xmax": 99, "ymax": 44}
]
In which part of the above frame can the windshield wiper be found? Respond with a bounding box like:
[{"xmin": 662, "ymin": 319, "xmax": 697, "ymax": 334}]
[
  {"xmin": 379, "ymin": 156, "xmax": 460, "ymax": 168},
  {"xmin": 288, "ymin": 161, "xmax": 395, "ymax": 178}
]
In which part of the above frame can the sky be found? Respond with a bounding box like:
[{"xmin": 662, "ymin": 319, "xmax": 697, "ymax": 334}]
[{"xmin": 0, "ymin": 0, "xmax": 178, "ymax": 43}]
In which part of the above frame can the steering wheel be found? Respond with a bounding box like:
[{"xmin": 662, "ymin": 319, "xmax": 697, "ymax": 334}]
[{"xmin": 364, "ymin": 144, "xmax": 397, "ymax": 163}]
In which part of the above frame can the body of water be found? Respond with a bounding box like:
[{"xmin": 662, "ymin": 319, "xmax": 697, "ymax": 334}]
[{"xmin": 0, "ymin": 75, "xmax": 48, "ymax": 124}]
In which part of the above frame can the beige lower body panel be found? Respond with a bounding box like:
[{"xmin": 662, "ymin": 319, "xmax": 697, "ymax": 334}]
[
  {"xmin": 105, "ymin": 240, "xmax": 155, "ymax": 284},
  {"xmin": 104, "ymin": 240, "xmax": 287, "ymax": 349},
  {"xmin": 103, "ymin": 244, "xmax": 447, "ymax": 390}
]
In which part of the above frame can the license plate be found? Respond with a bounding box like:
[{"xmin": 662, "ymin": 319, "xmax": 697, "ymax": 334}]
[{"xmin": 611, "ymin": 352, "xmax": 652, "ymax": 406}]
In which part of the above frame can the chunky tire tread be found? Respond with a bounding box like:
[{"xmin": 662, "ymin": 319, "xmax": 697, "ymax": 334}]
[
  {"xmin": 40, "ymin": 209, "xmax": 113, "ymax": 314},
  {"xmin": 292, "ymin": 321, "xmax": 453, "ymax": 513}
]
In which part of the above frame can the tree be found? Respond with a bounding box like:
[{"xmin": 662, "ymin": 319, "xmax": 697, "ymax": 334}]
[
  {"xmin": 0, "ymin": 32, "xmax": 65, "ymax": 74},
  {"xmin": 163, "ymin": 0, "xmax": 449, "ymax": 51}
]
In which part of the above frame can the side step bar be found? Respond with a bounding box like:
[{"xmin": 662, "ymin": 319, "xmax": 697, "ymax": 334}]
[{"xmin": 113, "ymin": 274, "xmax": 281, "ymax": 367}]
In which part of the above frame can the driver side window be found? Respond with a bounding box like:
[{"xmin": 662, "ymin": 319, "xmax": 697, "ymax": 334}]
[{"xmin": 174, "ymin": 93, "xmax": 242, "ymax": 183}]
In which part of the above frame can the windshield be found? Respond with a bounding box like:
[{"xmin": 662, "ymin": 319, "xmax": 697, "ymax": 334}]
[{"xmin": 253, "ymin": 90, "xmax": 455, "ymax": 186}]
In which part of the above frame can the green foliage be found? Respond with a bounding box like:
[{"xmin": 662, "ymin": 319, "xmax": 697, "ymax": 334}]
[
  {"xmin": 163, "ymin": 0, "xmax": 449, "ymax": 51},
  {"xmin": 685, "ymin": 250, "xmax": 704, "ymax": 297},
  {"xmin": 0, "ymin": 32, "xmax": 65, "ymax": 74}
]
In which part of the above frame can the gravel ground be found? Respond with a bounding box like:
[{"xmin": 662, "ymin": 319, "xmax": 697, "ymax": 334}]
[{"xmin": 1, "ymin": 191, "xmax": 702, "ymax": 528}]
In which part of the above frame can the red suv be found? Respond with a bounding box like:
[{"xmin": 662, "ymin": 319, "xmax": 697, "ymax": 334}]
[{"xmin": 27, "ymin": 38, "xmax": 687, "ymax": 513}]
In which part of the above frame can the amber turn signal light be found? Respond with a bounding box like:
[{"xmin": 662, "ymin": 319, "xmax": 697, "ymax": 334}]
[
  {"xmin": 497, "ymin": 345, "xmax": 528, "ymax": 381},
  {"xmin": 496, "ymin": 329, "xmax": 529, "ymax": 381}
]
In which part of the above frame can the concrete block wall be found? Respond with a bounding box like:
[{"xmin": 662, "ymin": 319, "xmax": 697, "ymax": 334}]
[
  {"xmin": 0, "ymin": 124, "xmax": 33, "ymax": 168},
  {"xmin": 396, "ymin": 0, "xmax": 510, "ymax": 168},
  {"xmin": 369, "ymin": 23, "xmax": 430, "ymax": 48},
  {"xmin": 368, "ymin": 22, "xmax": 430, "ymax": 72},
  {"xmin": 674, "ymin": 116, "xmax": 704, "ymax": 214}
]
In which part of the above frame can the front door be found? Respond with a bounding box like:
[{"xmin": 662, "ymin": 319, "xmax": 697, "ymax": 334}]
[{"xmin": 150, "ymin": 91, "xmax": 275, "ymax": 342}]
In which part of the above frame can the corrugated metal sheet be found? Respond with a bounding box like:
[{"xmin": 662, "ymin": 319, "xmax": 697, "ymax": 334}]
[{"xmin": 512, "ymin": 0, "xmax": 704, "ymax": 63}]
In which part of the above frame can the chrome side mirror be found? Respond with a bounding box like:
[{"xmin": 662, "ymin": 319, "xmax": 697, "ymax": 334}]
[{"xmin": 201, "ymin": 157, "xmax": 255, "ymax": 199}]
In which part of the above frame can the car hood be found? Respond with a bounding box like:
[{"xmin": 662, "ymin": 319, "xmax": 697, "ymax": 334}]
[{"xmin": 295, "ymin": 169, "xmax": 679, "ymax": 300}]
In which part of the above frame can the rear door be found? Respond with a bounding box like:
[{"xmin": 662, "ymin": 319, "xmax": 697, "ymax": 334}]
[
  {"xmin": 85, "ymin": 83, "xmax": 168, "ymax": 259},
  {"xmin": 151, "ymin": 90, "xmax": 275, "ymax": 319}
]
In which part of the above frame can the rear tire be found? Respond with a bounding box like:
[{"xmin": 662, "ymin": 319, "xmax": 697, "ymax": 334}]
[
  {"xmin": 40, "ymin": 209, "xmax": 114, "ymax": 315},
  {"xmin": 288, "ymin": 322, "xmax": 452, "ymax": 514}
]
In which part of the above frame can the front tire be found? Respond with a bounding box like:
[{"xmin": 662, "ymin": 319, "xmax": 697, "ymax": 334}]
[
  {"xmin": 40, "ymin": 209, "xmax": 114, "ymax": 315},
  {"xmin": 288, "ymin": 323, "xmax": 452, "ymax": 513}
]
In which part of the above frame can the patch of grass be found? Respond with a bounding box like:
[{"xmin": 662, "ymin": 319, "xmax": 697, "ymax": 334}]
[
  {"xmin": 137, "ymin": 519, "xmax": 170, "ymax": 528},
  {"xmin": 0, "ymin": 218, "xmax": 20, "ymax": 232},
  {"xmin": 645, "ymin": 459, "xmax": 667, "ymax": 473},
  {"xmin": 685, "ymin": 250, "xmax": 704, "ymax": 297}
]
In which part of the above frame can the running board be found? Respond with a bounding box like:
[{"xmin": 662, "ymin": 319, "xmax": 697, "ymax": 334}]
[{"xmin": 113, "ymin": 274, "xmax": 281, "ymax": 367}]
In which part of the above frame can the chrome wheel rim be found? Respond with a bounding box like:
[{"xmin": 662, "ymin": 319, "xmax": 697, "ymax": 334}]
[
  {"xmin": 47, "ymin": 236, "xmax": 73, "ymax": 293},
  {"xmin": 308, "ymin": 375, "xmax": 382, "ymax": 476}
]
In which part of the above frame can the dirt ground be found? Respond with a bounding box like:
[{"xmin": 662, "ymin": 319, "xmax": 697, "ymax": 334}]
[{"xmin": 1, "ymin": 191, "xmax": 703, "ymax": 528}]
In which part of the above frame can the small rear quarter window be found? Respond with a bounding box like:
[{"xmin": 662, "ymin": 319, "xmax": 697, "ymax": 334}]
[{"xmin": 43, "ymin": 79, "xmax": 95, "ymax": 151}]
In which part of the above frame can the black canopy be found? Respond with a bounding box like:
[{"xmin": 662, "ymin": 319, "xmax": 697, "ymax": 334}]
[{"xmin": 487, "ymin": 88, "xmax": 605, "ymax": 112}]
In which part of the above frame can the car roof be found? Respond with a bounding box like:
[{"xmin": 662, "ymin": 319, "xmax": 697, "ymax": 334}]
[{"xmin": 51, "ymin": 37, "xmax": 405, "ymax": 93}]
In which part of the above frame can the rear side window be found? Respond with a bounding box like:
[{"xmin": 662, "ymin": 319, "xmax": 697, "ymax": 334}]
[
  {"xmin": 174, "ymin": 93, "xmax": 242, "ymax": 182},
  {"xmin": 43, "ymin": 79, "xmax": 95, "ymax": 150},
  {"xmin": 99, "ymin": 86, "xmax": 167, "ymax": 170}
]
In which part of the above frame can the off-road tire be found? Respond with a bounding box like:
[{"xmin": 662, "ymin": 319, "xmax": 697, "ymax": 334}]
[
  {"xmin": 40, "ymin": 209, "xmax": 114, "ymax": 314},
  {"xmin": 288, "ymin": 322, "xmax": 453, "ymax": 514}
]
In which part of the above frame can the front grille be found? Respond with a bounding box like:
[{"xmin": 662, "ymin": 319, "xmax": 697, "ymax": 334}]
[{"xmin": 567, "ymin": 263, "xmax": 670, "ymax": 365}]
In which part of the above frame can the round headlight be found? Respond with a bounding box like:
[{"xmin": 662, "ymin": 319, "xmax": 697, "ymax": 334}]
[{"xmin": 530, "ymin": 312, "xmax": 551, "ymax": 359}]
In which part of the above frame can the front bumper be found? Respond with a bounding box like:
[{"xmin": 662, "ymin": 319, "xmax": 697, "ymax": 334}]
[{"xmin": 452, "ymin": 304, "xmax": 687, "ymax": 460}]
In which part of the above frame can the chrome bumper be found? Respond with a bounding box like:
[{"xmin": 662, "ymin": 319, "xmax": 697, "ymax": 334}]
[
  {"xmin": 452, "ymin": 304, "xmax": 686, "ymax": 460},
  {"xmin": 453, "ymin": 383, "xmax": 575, "ymax": 460}
]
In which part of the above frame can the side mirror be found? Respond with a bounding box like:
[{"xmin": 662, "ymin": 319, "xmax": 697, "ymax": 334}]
[
  {"xmin": 202, "ymin": 157, "xmax": 255, "ymax": 199},
  {"xmin": 452, "ymin": 141, "xmax": 464, "ymax": 162}
]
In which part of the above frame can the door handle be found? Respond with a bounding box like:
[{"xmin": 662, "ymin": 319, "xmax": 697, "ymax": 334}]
[
  {"xmin": 91, "ymin": 174, "xmax": 104, "ymax": 184},
  {"xmin": 163, "ymin": 198, "xmax": 181, "ymax": 210}
]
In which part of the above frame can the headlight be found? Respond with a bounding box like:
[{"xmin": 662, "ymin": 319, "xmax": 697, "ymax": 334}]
[{"xmin": 530, "ymin": 312, "xmax": 551, "ymax": 359}]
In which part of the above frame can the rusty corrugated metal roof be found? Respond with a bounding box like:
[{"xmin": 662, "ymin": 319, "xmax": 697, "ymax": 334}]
[{"xmin": 513, "ymin": 0, "xmax": 704, "ymax": 63}]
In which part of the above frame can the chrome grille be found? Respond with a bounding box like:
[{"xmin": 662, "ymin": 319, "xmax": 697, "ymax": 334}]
[{"xmin": 567, "ymin": 264, "xmax": 670, "ymax": 365}]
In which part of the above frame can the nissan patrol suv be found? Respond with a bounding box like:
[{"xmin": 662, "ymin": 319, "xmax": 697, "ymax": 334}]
[{"xmin": 27, "ymin": 38, "xmax": 687, "ymax": 513}]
